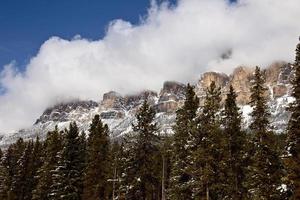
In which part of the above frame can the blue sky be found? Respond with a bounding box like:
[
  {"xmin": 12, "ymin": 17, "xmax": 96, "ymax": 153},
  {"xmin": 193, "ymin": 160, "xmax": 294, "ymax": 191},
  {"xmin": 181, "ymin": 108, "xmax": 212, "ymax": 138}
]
[
  {"xmin": 0, "ymin": 0, "xmax": 238, "ymax": 72},
  {"xmin": 0, "ymin": 0, "xmax": 159, "ymax": 71}
]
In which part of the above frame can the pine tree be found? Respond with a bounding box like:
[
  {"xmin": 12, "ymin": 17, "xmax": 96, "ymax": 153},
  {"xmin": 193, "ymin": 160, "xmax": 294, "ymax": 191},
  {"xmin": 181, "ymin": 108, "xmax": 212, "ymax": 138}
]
[
  {"xmin": 130, "ymin": 100, "xmax": 161, "ymax": 200},
  {"xmin": 110, "ymin": 141, "xmax": 123, "ymax": 200},
  {"xmin": 118, "ymin": 133, "xmax": 138, "ymax": 199},
  {"xmin": 0, "ymin": 152, "xmax": 9, "ymax": 200},
  {"xmin": 192, "ymin": 81, "xmax": 225, "ymax": 200},
  {"xmin": 83, "ymin": 114, "xmax": 111, "ymax": 200},
  {"xmin": 10, "ymin": 140, "xmax": 34, "ymax": 200},
  {"xmin": 248, "ymin": 66, "xmax": 284, "ymax": 199},
  {"xmin": 49, "ymin": 122, "xmax": 84, "ymax": 200},
  {"xmin": 285, "ymin": 39, "xmax": 300, "ymax": 199},
  {"xmin": 33, "ymin": 128, "xmax": 63, "ymax": 200},
  {"xmin": 169, "ymin": 84, "xmax": 199, "ymax": 200},
  {"xmin": 1, "ymin": 138, "xmax": 26, "ymax": 199},
  {"xmin": 222, "ymin": 85, "xmax": 248, "ymax": 199},
  {"xmin": 160, "ymin": 134, "xmax": 173, "ymax": 200}
]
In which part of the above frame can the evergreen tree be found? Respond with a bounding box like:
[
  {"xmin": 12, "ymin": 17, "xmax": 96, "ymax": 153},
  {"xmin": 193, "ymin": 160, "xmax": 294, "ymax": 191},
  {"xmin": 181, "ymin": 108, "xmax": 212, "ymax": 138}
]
[
  {"xmin": 29, "ymin": 137, "xmax": 44, "ymax": 199},
  {"xmin": 0, "ymin": 152, "xmax": 9, "ymax": 200},
  {"xmin": 83, "ymin": 114, "xmax": 111, "ymax": 200},
  {"xmin": 248, "ymin": 66, "xmax": 284, "ymax": 199},
  {"xmin": 10, "ymin": 140, "xmax": 34, "ymax": 200},
  {"xmin": 110, "ymin": 141, "xmax": 123, "ymax": 200},
  {"xmin": 131, "ymin": 100, "xmax": 161, "ymax": 200},
  {"xmin": 1, "ymin": 138, "xmax": 26, "ymax": 199},
  {"xmin": 192, "ymin": 81, "xmax": 226, "ymax": 200},
  {"xmin": 169, "ymin": 84, "xmax": 199, "ymax": 200},
  {"xmin": 222, "ymin": 85, "xmax": 248, "ymax": 199},
  {"xmin": 119, "ymin": 133, "xmax": 139, "ymax": 199},
  {"xmin": 285, "ymin": 39, "xmax": 300, "ymax": 199},
  {"xmin": 49, "ymin": 122, "xmax": 84, "ymax": 200},
  {"xmin": 160, "ymin": 134, "xmax": 173, "ymax": 200},
  {"xmin": 32, "ymin": 128, "xmax": 63, "ymax": 200}
]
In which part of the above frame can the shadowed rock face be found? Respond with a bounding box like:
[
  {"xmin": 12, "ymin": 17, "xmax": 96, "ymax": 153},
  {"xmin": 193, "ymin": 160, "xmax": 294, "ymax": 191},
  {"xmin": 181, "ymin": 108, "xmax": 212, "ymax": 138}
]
[
  {"xmin": 101, "ymin": 91, "xmax": 124, "ymax": 110},
  {"xmin": 124, "ymin": 90, "xmax": 158, "ymax": 109},
  {"xmin": 155, "ymin": 81, "xmax": 186, "ymax": 113},
  {"xmin": 35, "ymin": 100, "xmax": 98, "ymax": 124}
]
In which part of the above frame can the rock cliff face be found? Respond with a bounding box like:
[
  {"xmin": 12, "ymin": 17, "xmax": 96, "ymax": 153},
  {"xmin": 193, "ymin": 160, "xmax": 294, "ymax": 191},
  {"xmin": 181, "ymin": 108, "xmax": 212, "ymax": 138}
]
[
  {"xmin": 155, "ymin": 81, "xmax": 185, "ymax": 113},
  {"xmin": 0, "ymin": 62, "xmax": 294, "ymax": 147}
]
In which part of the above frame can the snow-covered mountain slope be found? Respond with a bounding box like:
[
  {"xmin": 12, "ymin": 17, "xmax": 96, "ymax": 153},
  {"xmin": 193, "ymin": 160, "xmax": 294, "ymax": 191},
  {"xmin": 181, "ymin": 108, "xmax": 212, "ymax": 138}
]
[{"xmin": 0, "ymin": 62, "xmax": 294, "ymax": 148}]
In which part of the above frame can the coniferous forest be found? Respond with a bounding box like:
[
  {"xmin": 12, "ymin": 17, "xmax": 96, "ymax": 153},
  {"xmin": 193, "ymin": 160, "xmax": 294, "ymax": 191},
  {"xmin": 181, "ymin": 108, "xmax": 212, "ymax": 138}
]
[{"xmin": 0, "ymin": 41, "xmax": 299, "ymax": 200}]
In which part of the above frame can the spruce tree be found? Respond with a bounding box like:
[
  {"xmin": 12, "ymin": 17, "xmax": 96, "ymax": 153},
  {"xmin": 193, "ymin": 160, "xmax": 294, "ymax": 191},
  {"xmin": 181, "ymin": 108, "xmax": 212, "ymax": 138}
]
[
  {"xmin": 118, "ymin": 133, "xmax": 139, "ymax": 199},
  {"xmin": 192, "ymin": 81, "xmax": 225, "ymax": 200},
  {"xmin": 248, "ymin": 66, "xmax": 284, "ymax": 199},
  {"xmin": 49, "ymin": 122, "xmax": 84, "ymax": 200},
  {"xmin": 33, "ymin": 128, "xmax": 63, "ymax": 200},
  {"xmin": 285, "ymin": 39, "xmax": 300, "ymax": 199},
  {"xmin": 131, "ymin": 100, "xmax": 161, "ymax": 200},
  {"xmin": 83, "ymin": 114, "xmax": 111, "ymax": 200},
  {"xmin": 0, "ymin": 152, "xmax": 9, "ymax": 200},
  {"xmin": 169, "ymin": 84, "xmax": 199, "ymax": 200},
  {"xmin": 222, "ymin": 85, "xmax": 248, "ymax": 199},
  {"xmin": 10, "ymin": 140, "xmax": 34, "ymax": 200},
  {"xmin": 2, "ymin": 138, "xmax": 26, "ymax": 199}
]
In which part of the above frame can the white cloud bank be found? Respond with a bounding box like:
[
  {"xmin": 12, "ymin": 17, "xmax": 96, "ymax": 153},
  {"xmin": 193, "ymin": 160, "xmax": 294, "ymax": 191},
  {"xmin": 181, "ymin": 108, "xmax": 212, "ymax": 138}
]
[{"xmin": 0, "ymin": 0, "xmax": 300, "ymax": 133}]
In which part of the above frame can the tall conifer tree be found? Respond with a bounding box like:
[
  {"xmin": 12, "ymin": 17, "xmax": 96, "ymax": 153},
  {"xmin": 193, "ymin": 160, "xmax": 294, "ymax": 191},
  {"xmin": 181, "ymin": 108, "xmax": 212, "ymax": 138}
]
[
  {"xmin": 131, "ymin": 100, "xmax": 161, "ymax": 200},
  {"xmin": 83, "ymin": 115, "xmax": 111, "ymax": 200},
  {"xmin": 222, "ymin": 85, "xmax": 248, "ymax": 199},
  {"xmin": 248, "ymin": 66, "xmax": 284, "ymax": 199},
  {"xmin": 169, "ymin": 84, "xmax": 199, "ymax": 200},
  {"xmin": 33, "ymin": 128, "xmax": 63, "ymax": 200},
  {"xmin": 192, "ymin": 81, "xmax": 225, "ymax": 200},
  {"xmin": 285, "ymin": 39, "xmax": 300, "ymax": 198},
  {"xmin": 10, "ymin": 140, "xmax": 34, "ymax": 200},
  {"xmin": 2, "ymin": 138, "xmax": 26, "ymax": 199},
  {"xmin": 49, "ymin": 122, "xmax": 83, "ymax": 200}
]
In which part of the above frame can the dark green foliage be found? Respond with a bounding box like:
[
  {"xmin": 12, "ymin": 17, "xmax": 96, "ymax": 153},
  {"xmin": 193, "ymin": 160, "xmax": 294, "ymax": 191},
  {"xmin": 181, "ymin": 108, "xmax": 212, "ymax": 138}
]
[
  {"xmin": 118, "ymin": 133, "xmax": 138, "ymax": 199},
  {"xmin": 33, "ymin": 128, "xmax": 63, "ymax": 200},
  {"xmin": 222, "ymin": 85, "xmax": 248, "ymax": 199},
  {"xmin": 191, "ymin": 81, "xmax": 226, "ymax": 200},
  {"xmin": 49, "ymin": 122, "xmax": 85, "ymax": 200},
  {"xmin": 160, "ymin": 135, "xmax": 173, "ymax": 200},
  {"xmin": 248, "ymin": 66, "xmax": 284, "ymax": 199},
  {"xmin": 10, "ymin": 141, "xmax": 35, "ymax": 200},
  {"xmin": 127, "ymin": 100, "xmax": 162, "ymax": 200},
  {"xmin": 285, "ymin": 40, "xmax": 300, "ymax": 199},
  {"xmin": 0, "ymin": 138, "xmax": 26, "ymax": 199},
  {"xmin": 83, "ymin": 114, "xmax": 111, "ymax": 200},
  {"xmin": 0, "ymin": 158, "xmax": 9, "ymax": 200},
  {"xmin": 169, "ymin": 84, "xmax": 199, "ymax": 200}
]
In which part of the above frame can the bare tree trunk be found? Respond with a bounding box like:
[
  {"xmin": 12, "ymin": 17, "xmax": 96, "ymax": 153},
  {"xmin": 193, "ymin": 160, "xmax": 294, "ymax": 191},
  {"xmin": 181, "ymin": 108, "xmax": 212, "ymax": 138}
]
[
  {"xmin": 206, "ymin": 184, "xmax": 209, "ymax": 200},
  {"xmin": 161, "ymin": 155, "xmax": 166, "ymax": 200}
]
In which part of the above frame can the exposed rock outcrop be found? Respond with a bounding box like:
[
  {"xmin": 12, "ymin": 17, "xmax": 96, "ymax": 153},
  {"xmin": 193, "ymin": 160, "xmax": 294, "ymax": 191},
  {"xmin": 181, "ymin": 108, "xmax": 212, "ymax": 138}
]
[{"xmin": 155, "ymin": 81, "xmax": 185, "ymax": 113}]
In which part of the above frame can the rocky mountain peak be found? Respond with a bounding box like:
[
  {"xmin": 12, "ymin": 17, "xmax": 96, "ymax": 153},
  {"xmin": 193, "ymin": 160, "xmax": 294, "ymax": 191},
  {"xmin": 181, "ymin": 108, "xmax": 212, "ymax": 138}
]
[
  {"xmin": 101, "ymin": 91, "xmax": 124, "ymax": 110},
  {"xmin": 155, "ymin": 81, "xmax": 186, "ymax": 113},
  {"xmin": 34, "ymin": 100, "xmax": 98, "ymax": 124},
  {"xmin": 200, "ymin": 71, "xmax": 229, "ymax": 88}
]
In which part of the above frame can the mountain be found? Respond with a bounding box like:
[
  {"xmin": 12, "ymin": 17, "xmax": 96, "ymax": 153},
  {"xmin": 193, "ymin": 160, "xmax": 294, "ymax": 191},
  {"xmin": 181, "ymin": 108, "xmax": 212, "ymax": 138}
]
[{"xmin": 0, "ymin": 62, "xmax": 294, "ymax": 148}]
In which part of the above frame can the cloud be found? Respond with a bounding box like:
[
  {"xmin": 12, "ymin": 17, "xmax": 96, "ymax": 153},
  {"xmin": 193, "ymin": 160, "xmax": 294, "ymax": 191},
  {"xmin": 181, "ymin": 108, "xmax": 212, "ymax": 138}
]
[{"xmin": 0, "ymin": 0, "xmax": 300, "ymax": 133}]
